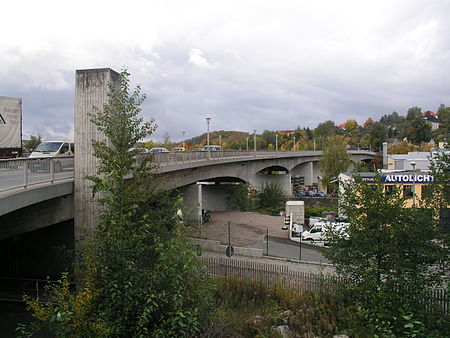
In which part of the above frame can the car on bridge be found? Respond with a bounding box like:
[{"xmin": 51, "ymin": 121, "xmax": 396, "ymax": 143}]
[
  {"xmin": 149, "ymin": 147, "xmax": 169, "ymax": 153},
  {"xmin": 202, "ymin": 145, "xmax": 221, "ymax": 151}
]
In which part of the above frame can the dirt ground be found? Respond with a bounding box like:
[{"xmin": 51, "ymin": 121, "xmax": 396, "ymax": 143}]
[{"xmin": 198, "ymin": 211, "xmax": 289, "ymax": 247}]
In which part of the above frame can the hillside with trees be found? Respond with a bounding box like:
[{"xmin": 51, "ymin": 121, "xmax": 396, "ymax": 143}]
[{"xmin": 146, "ymin": 104, "xmax": 449, "ymax": 153}]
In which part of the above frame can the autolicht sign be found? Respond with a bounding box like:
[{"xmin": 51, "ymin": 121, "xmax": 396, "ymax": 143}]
[{"xmin": 361, "ymin": 174, "xmax": 434, "ymax": 184}]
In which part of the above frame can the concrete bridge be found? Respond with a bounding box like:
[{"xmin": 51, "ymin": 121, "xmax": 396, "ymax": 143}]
[
  {"xmin": 0, "ymin": 67, "xmax": 374, "ymax": 279},
  {"xmin": 0, "ymin": 149, "xmax": 374, "ymax": 240}
]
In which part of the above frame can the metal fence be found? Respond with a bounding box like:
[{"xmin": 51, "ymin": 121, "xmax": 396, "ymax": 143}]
[
  {"xmin": 200, "ymin": 257, "xmax": 449, "ymax": 314},
  {"xmin": 200, "ymin": 256, "xmax": 339, "ymax": 293},
  {"xmin": 0, "ymin": 157, "xmax": 74, "ymax": 192},
  {"xmin": 0, "ymin": 151, "xmax": 310, "ymax": 192},
  {"xmin": 0, "ymin": 277, "xmax": 58, "ymax": 302},
  {"xmin": 149, "ymin": 150, "xmax": 318, "ymax": 166}
]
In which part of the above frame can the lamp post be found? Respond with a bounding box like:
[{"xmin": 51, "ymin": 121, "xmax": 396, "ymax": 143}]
[
  {"xmin": 219, "ymin": 135, "xmax": 222, "ymax": 149},
  {"xmin": 205, "ymin": 117, "xmax": 211, "ymax": 146},
  {"xmin": 253, "ymin": 129, "xmax": 256, "ymax": 152},
  {"xmin": 293, "ymin": 136, "xmax": 296, "ymax": 151},
  {"xmin": 411, "ymin": 161, "xmax": 416, "ymax": 207},
  {"xmin": 182, "ymin": 130, "xmax": 186, "ymax": 150},
  {"xmin": 246, "ymin": 137, "xmax": 249, "ymax": 151},
  {"xmin": 275, "ymin": 134, "xmax": 278, "ymax": 151}
]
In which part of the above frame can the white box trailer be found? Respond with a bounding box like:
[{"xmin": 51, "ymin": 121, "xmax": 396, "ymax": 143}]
[
  {"xmin": 285, "ymin": 200, "xmax": 305, "ymax": 225},
  {"xmin": 0, "ymin": 96, "xmax": 22, "ymax": 158}
]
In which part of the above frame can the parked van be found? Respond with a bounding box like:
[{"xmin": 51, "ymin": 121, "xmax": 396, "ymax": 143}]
[
  {"xmin": 29, "ymin": 141, "xmax": 74, "ymax": 158},
  {"xmin": 301, "ymin": 221, "xmax": 349, "ymax": 243}
]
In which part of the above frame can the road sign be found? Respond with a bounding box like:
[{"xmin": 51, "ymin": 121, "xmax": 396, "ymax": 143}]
[{"xmin": 225, "ymin": 245, "xmax": 234, "ymax": 258}]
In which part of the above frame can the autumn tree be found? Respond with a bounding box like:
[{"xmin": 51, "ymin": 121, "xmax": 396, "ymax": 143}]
[{"xmin": 318, "ymin": 136, "xmax": 351, "ymax": 194}]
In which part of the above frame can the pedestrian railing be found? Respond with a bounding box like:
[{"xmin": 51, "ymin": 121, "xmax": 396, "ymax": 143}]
[
  {"xmin": 0, "ymin": 276, "xmax": 59, "ymax": 302},
  {"xmin": 0, "ymin": 151, "xmax": 323, "ymax": 192},
  {"xmin": 0, "ymin": 157, "xmax": 75, "ymax": 192}
]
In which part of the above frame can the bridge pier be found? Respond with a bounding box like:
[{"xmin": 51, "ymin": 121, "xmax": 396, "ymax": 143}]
[{"xmin": 74, "ymin": 68, "xmax": 119, "ymax": 247}]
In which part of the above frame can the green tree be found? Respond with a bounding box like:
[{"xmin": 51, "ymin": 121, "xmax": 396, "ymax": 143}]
[
  {"xmin": 406, "ymin": 106, "xmax": 422, "ymax": 121},
  {"xmin": 404, "ymin": 117, "xmax": 432, "ymax": 144},
  {"xmin": 23, "ymin": 134, "xmax": 42, "ymax": 153},
  {"xmin": 318, "ymin": 136, "xmax": 351, "ymax": 194},
  {"xmin": 325, "ymin": 175, "xmax": 447, "ymax": 335},
  {"xmin": 315, "ymin": 120, "xmax": 337, "ymax": 138},
  {"xmin": 23, "ymin": 70, "xmax": 211, "ymax": 337},
  {"xmin": 227, "ymin": 183, "xmax": 254, "ymax": 211},
  {"xmin": 366, "ymin": 122, "xmax": 387, "ymax": 151},
  {"xmin": 257, "ymin": 183, "xmax": 285, "ymax": 215}
]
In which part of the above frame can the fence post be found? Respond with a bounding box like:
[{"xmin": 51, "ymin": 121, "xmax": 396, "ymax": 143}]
[
  {"xmin": 266, "ymin": 228, "xmax": 269, "ymax": 256},
  {"xmin": 50, "ymin": 158, "xmax": 55, "ymax": 183},
  {"xmin": 23, "ymin": 159, "xmax": 28, "ymax": 188},
  {"xmin": 35, "ymin": 281, "xmax": 39, "ymax": 300}
]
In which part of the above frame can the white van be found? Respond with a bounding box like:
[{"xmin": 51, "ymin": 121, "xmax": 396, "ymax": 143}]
[
  {"xmin": 301, "ymin": 221, "xmax": 349, "ymax": 243},
  {"xmin": 29, "ymin": 141, "xmax": 74, "ymax": 158},
  {"xmin": 29, "ymin": 141, "xmax": 74, "ymax": 173}
]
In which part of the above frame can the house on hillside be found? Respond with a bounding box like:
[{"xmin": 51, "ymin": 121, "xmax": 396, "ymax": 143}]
[{"xmin": 423, "ymin": 111, "xmax": 439, "ymax": 131}]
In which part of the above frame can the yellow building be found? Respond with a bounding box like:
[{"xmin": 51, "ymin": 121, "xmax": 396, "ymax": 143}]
[{"xmin": 339, "ymin": 171, "xmax": 434, "ymax": 208}]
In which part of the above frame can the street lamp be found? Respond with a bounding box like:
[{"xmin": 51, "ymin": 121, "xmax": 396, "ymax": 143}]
[
  {"xmin": 293, "ymin": 136, "xmax": 296, "ymax": 151},
  {"xmin": 219, "ymin": 135, "xmax": 222, "ymax": 149},
  {"xmin": 253, "ymin": 129, "xmax": 257, "ymax": 151},
  {"xmin": 246, "ymin": 137, "xmax": 249, "ymax": 151},
  {"xmin": 205, "ymin": 117, "xmax": 211, "ymax": 146},
  {"xmin": 182, "ymin": 130, "xmax": 186, "ymax": 150},
  {"xmin": 275, "ymin": 134, "xmax": 278, "ymax": 151},
  {"xmin": 411, "ymin": 161, "xmax": 416, "ymax": 207}
]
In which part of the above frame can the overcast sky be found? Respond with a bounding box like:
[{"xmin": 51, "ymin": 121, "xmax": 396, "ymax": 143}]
[{"xmin": 1, "ymin": 0, "xmax": 449, "ymax": 142}]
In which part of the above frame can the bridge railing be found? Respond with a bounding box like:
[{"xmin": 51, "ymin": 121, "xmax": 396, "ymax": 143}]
[
  {"xmin": 151, "ymin": 150, "xmax": 276, "ymax": 165},
  {"xmin": 0, "ymin": 156, "xmax": 74, "ymax": 192},
  {"xmin": 0, "ymin": 149, "xmax": 369, "ymax": 192}
]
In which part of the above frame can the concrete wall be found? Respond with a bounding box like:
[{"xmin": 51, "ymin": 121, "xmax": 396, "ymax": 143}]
[
  {"xmin": 0, "ymin": 194, "xmax": 74, "ymax": 240},
  {"xmin": 181, "ymin": 183, "xmax": 236, "ymax": 223},
  {"xmin": 290, "ymin": 161, "xmax": 321, "ymax": 186},
  {"xmin": 250, "ymin": 173, "xmax": 292, "ymax": 195},
  {"xmin": 74, "ymin": 68, "xmax": 119, "ymax": 247}
]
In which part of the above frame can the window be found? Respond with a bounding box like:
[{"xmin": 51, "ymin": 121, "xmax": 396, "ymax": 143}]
[
  {"xmin": 385, "ymin": 185, "xmax": 396, "ymax": 195},
  {"xmin": 421, "ymin": 185, "xmax": 430, "ymax": 199},
  {"xmin": 403, "ymin": 185, "xmax": 414, "ymax": 198},
  {"xmin": 60, "ymin": 143, "xmax": 69, "ymax": 154}
]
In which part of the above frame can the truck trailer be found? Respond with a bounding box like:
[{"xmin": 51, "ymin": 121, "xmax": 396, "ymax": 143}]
[{"xmin": 0, "ymin": 96, "xmax": 22, "ymax": 158}]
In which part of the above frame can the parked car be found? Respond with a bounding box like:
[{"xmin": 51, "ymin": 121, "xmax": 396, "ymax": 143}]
[
  {"xmin": 172, "ymin": 147, "xmax": 185, "ymax": 152},
  {"xmin": 202, "ymin": 145, "xmax": 221, "ymax": 151},
  {"xmin": 149, "ymin": 147, "xmax": 169, "ymax": 153}
]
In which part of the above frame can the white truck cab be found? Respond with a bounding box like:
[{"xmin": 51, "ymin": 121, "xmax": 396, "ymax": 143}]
[{"xmin": 29, "ymin": 141, "xmax": 74, "ymax": 158}]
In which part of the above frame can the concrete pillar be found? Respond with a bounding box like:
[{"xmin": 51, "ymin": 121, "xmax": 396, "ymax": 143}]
[{"xmin": 74, "ymin": 68, "xmax": 119, "ymax": 247}]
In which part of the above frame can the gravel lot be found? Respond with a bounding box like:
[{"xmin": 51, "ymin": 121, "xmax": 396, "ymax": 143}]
[{"xmin": 200, "ymin": 211, "xmax": 289, "ymax": 247}]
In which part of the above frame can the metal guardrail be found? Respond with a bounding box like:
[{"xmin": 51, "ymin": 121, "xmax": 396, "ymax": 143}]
[
  {"xmin": 0, "ymin": 156, "xmax": 75, "ymax": 192},
  {"xmin": 0, "ymin": 276, "xmax": 59, "ymax": 302},
  {"xmin": 0, "ymin": 150, "xmax": 374, "ymax": 193},
  {"xmin": 0, "ymin": 151, "xmax": 317, "ymax": 192}
]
